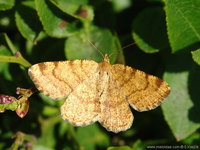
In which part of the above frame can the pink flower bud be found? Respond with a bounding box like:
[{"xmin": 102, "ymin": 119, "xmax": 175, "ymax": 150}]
[
  {"xmin": 0, "ymin": 94, "xmax": 17, "ymax": 104},
  {"xmin": 16, "ymin": 101, "xmax": 29, "ymax": 118}
]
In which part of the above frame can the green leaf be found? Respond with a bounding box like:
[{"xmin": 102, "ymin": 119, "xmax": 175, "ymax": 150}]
[
  {"xmin": 162, "ymin": 52, "xmax": 200, "ymax": 141},
  {"xmin": 49, "ymin": 0, "xmax": 88, "ymax": 16},
  {"xmin": 37, "ymin": 116, "xmax": 61, "ymax": 148},
  {"xmin": 1, "ymin": 34, "xmax": 31, "ymax": 67},
  {"xmin": 114, "ymin": 36, "xmax": 125, "ymax": 64},
  {"xmin": 3, "ymin": 33, "xmax": 17, "ymax": 54},
  {"xmin": 191, "ymin": 49, "xmax": 200, "ymax": 65},
  {"xmin": 49, "ymin": 0, "xmax": 94, "ymax": 28},
  {"xmin": 0, "ymin": 101, "xmax": 18, "ymax": 112},
  {"xmin": 76, "ymin": 124, "xmax": 109, "ymax": 150},
  {"xmin": 132, "ymin": 7, "xmax": 169, "ymax": 53},
  {"xmin": 112, "ymin": 0, "xmax": 131, "ymax": 13},
  {"xmin": 58, "ymin": 120, "xmax": 69, "ymax": 137},
  {"xmin": 0, "ymin": 34, "xmax": 31, "ymax": 67},
  {"xmin": 38, "ymin": 93, "xmax": 58, "ymax": 106},
  {"xmin": 65, "ymin": 26, "xmax": 118, "ymax": 63},
  {"xmin": 147, "ymin": 0, "xmax": 163, "ymax": 2},
  {"xmin": 35, "ymin": 0, "xmax": 79, "ymax": 38},
  {"xmin": 0, "ymin": 46, "xmax": 13, "ymax": 94},
  {"xmin": 107, "ymin": 146, "xmax": 132, "ymax": 150},
  {"xmin": 0, "ymin": 10, "xmax": 17, "ymax": 32},
  {"xmin": 0, "ymin": 0, "xmax": 15, "ymax": 11},
  {"xmin": 33, "ymin": 145, "xmax": 54, "ymax": 150},
  {"xmin": 49, "ymin": 0, "xmax": 82, "ymax": 15},
  {"xmin": 42, "ymin": 106, "xmax": 59, "ymax": 117},
  {"xmin": 75, "ymin": 5, "xmax": 94, "ymax": 22},
  {"xmin": 182, "ymin": 131, "xmax": 200, "ymax": 145},
  {"xmin": 165, "ymin": 0, "xmax": 200, "ymax": 52},
  {"xmin": 15, "ymin": 1, "xmax": 42, "ymax": 42},
  {"xmin": 132, "ymin": 140, "xmax": 145, "ymax": 150},
  {"xmin": 132, "ymin": 139, "xmax": 169, "ymax": 150}
]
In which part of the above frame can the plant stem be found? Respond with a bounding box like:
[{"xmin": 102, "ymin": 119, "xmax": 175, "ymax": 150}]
[{"xmin": 0, "ymin": 55, "xmax": 31, "ymax": 68}]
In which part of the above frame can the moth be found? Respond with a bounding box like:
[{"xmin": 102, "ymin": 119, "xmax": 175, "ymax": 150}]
[{"xmin": 28, "ymin": 55, "xmax": 170, "ymax": 133}]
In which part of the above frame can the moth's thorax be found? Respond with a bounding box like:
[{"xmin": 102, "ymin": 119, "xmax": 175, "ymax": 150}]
[
  {"xmin": 97, "ymin": 60, "xmax": 110, "ymax": 94},
  {"xmin": 96, "ymin": 55, "xmax": 112, "ymax": 93},
  {"xmin": 99, "ymin": 56, "xmax": 111, "ymax": 71}
]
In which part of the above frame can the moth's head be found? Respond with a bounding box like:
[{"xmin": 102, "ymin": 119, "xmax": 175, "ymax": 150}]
[{"xmin": 103, "ymin": 54, "xmax": 110, "ymax": 63}]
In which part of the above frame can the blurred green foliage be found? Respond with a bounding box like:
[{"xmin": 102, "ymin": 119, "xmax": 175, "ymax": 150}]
[{"xmin": 0, "ymin": 0, "xmax": 200, "ymax": 149}]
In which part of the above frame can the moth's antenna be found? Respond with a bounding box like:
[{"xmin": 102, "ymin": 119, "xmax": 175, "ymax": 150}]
[
  {"xmin": 87, "ymin": 39, "xmax": 104, "ymax": 58},
  {"xmin": 121, "ymin": 42, "xmax": 136, "ymax": 50}
]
